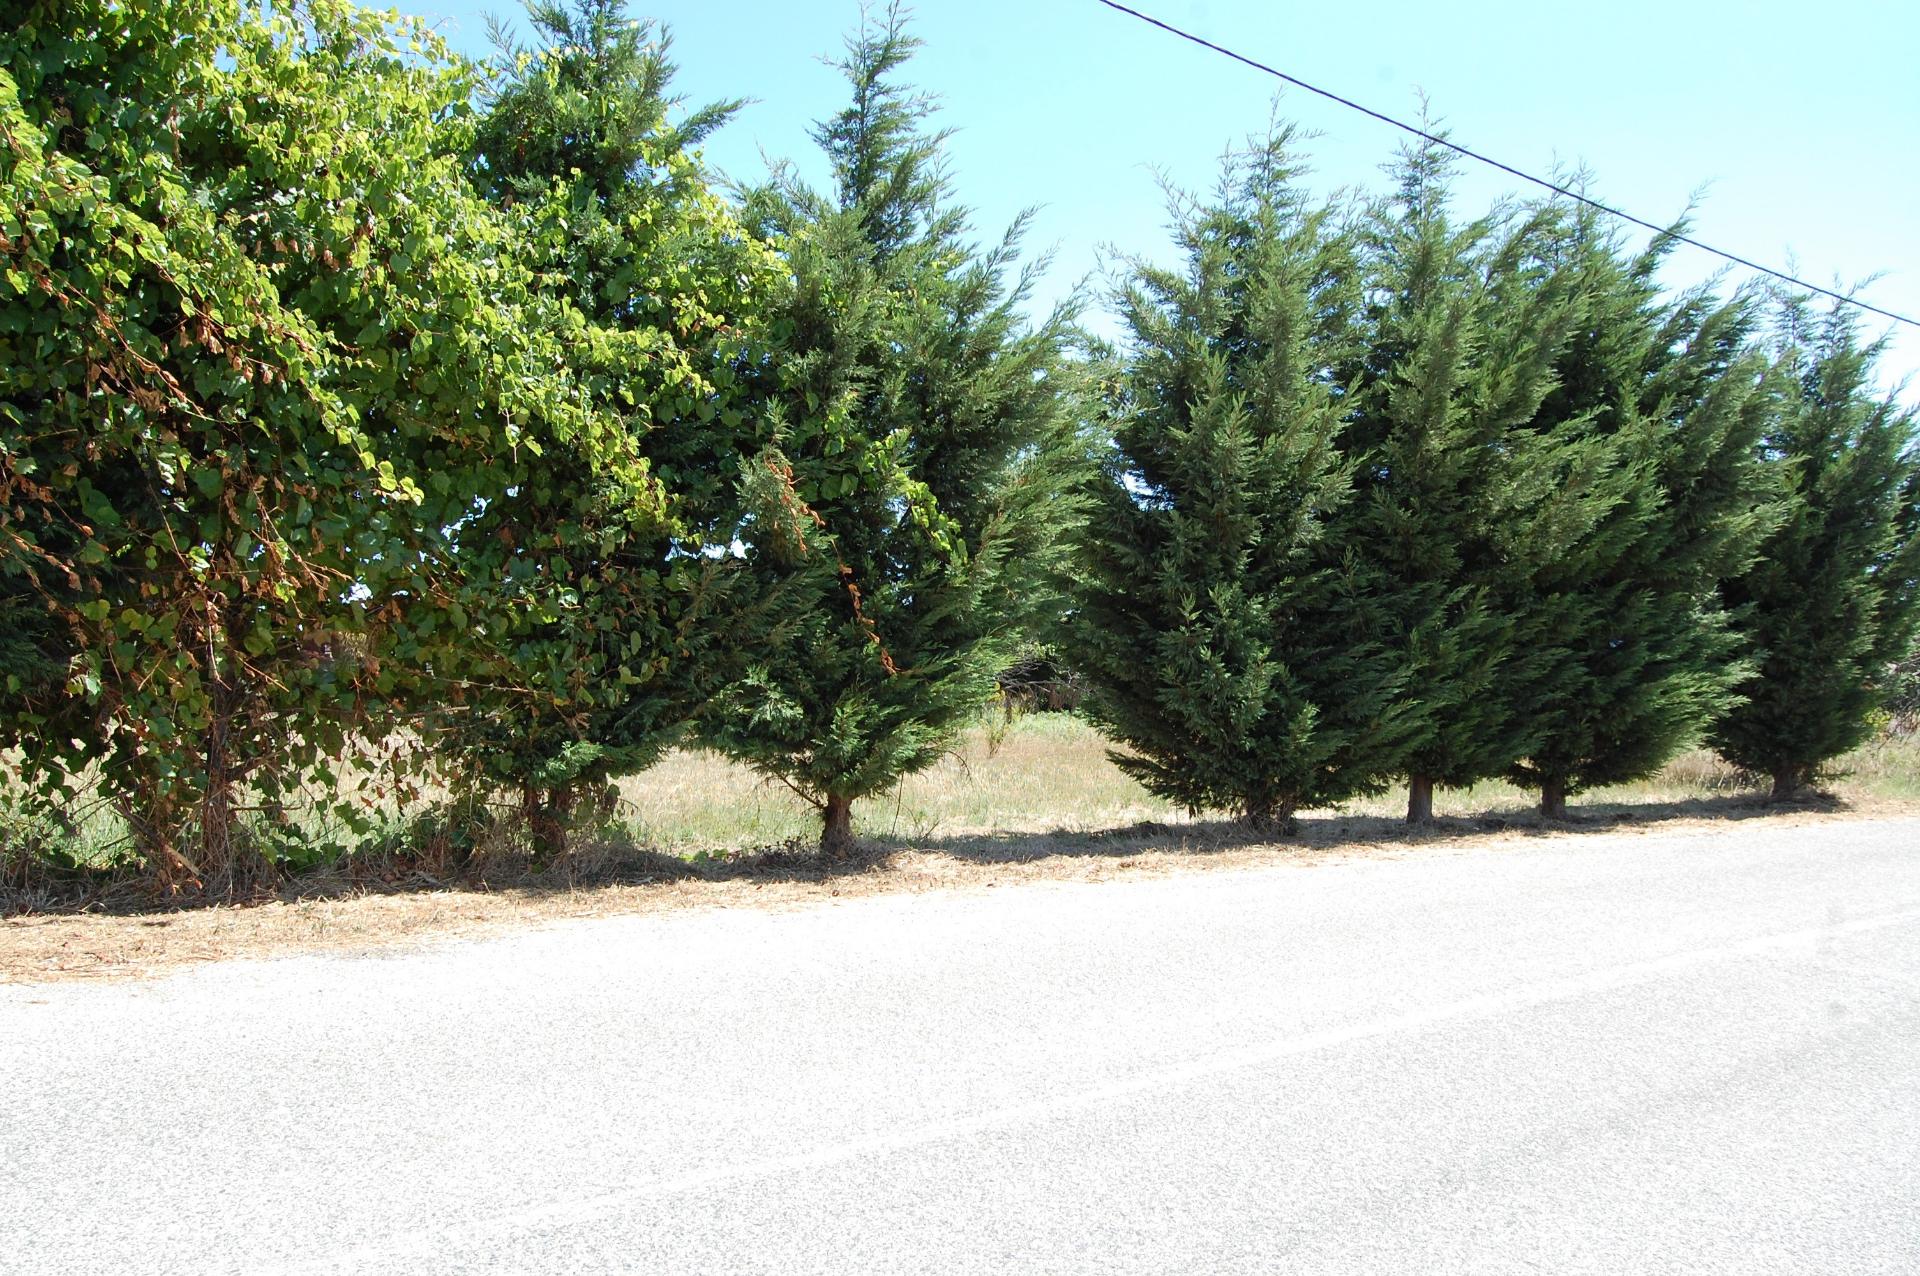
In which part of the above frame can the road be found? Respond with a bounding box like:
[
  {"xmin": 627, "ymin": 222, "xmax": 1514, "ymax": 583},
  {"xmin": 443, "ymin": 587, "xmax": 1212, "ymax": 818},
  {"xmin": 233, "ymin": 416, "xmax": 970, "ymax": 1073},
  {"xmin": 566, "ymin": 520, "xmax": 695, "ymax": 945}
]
[{"xmin": 3, "ymin": 816, "xmax": 1918, "ymax": 1274}]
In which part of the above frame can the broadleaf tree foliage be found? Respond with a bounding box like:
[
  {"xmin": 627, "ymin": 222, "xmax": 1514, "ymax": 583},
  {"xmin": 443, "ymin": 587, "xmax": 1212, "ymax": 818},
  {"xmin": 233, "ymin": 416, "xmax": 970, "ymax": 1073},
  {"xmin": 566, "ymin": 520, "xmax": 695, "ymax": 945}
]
[{"xmin": 0, "ymin": 0, "xmax": 594, "ymax": 890}]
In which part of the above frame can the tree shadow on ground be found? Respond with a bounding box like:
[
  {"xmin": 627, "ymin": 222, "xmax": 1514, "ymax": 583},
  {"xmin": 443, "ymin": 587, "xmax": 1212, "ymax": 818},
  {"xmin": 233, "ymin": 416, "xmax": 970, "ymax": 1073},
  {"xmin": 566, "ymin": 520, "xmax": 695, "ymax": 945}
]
[
  {"xmin": 877, "ymin": 788, "xmax": 1851, "ymax": 867},
  {"xmin": 0, "ymin": 787, "xmax": 1864, "ymax": 918},
  {"xmin": 3, "ymin": 832, "xmax": 896, "ymax": 916}
]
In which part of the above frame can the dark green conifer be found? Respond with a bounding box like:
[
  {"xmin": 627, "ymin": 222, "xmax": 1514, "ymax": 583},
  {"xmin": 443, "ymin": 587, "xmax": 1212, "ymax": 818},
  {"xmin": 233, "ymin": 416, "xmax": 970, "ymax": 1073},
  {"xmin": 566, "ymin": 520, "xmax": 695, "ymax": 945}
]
[
  {"xmin": 1506, "ymin": 206, "xmax": 1779, "ymax": 818},
  {"xmin": 1335, "ymin": 141, "xmax": 1579, "ymax": 822},
  {"xmin": 1070, "ymin": 129, "xmax": 1409, "ymax": 831},
  {"xmin": 704, "ymin": 6, "xmax": 1083, "ymax": 856},
  {"xmin": 1712, "ymin": 300, "xmax": 1920, "ymax": 796}
]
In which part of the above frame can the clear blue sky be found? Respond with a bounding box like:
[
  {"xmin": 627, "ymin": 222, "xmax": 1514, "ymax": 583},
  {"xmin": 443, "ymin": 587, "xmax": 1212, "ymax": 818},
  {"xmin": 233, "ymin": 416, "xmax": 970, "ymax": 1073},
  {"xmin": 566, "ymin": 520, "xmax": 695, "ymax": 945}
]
[{"xmin": 389, "ymin": 0, "xmax": 1920, "ymax": 405}]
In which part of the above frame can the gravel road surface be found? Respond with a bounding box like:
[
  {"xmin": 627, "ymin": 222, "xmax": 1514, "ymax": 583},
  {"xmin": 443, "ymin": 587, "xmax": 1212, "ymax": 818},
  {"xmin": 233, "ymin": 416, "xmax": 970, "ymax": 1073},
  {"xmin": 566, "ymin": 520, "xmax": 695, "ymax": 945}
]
[{"xmin": 4, "ymin": 816, "xmax": 1917, "ymax": 1274}]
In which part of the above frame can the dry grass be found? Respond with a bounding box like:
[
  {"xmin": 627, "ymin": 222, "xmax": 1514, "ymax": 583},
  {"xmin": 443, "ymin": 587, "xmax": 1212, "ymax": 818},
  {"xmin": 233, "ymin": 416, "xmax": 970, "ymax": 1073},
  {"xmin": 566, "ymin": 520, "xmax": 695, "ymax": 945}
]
[
  {"xmin": 5, "ymin": 716, "xmax": 1916, "ymax": 984},
  {"xmin": 615, "ymin": 713, "xmax": 1172, "ymax": 850},
  {"xmin": 619, "ymin": 714, "xmax": 1920, "ymax": 844}
]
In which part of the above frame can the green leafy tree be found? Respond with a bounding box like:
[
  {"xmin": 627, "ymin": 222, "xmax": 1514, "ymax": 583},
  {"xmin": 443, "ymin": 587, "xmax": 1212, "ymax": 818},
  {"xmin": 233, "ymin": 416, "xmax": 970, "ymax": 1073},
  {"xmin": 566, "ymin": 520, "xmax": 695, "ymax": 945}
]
[
  {"xmin": 1505, "ymin": 205, "xmax": 1778, "ymax": 817},
  {"xmin": 449, "ymin": 0, "xmax": 780, "ymax": 860},
  {"xmin": 1070, "ymin": 129, "xmax": 1410, "ymax": 831},
  {"xmin": 1334, "ymin": 140, "xmax": 1581, "ymax": 822},
  {"xmin": 0, "ymin": 0, "xmax": 593, "ymax": 890},
  {"xmin": 1712, "ymin": 299, "xmax": 1920, "ymax": 796},
  {"xmin": 705, "ymin": 7, "xmax": 1084, "ymax": 856}
]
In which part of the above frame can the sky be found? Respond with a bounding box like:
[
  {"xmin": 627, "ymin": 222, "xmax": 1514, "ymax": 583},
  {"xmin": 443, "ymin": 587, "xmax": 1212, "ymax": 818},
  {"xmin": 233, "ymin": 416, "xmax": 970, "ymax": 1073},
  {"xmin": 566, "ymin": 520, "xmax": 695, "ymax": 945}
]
[{"xmin": 387, "ymin": 0, "xmax": 1920, "ymax": 406}]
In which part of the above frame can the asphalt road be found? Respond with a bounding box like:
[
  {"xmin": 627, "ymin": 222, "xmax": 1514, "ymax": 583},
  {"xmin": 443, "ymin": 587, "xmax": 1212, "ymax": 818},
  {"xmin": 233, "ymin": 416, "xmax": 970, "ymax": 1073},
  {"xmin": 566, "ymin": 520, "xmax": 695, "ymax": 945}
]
[{"xmin": 4, "ymin": 816, "xmax": 1918, "ymax": 1275}]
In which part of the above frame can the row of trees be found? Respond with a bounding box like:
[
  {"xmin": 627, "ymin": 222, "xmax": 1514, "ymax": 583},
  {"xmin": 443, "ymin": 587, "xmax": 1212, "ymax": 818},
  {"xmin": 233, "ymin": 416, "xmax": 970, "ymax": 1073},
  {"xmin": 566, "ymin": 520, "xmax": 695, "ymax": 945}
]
[
  {"xmin": 1077, "ymin": 132, "xmax": 1919, "ymax": 830},
  {"xmin": 2, "ymin": 0, "xmax": 1915, "ymax": 893}
]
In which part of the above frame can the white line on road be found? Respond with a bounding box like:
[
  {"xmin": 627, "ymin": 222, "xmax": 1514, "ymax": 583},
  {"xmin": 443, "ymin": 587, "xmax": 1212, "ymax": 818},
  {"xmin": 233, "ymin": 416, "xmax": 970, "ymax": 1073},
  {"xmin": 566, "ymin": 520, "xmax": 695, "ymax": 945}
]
[{"xmin": 264, "ymin": 905, "xmax": 1920, "ymax": 1275}]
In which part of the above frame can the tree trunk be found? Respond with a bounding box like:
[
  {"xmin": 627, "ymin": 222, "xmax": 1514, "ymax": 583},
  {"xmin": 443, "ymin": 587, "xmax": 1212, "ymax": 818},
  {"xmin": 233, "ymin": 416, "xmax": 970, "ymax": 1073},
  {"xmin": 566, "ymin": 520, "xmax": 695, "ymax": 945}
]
[
  {"xmin": 194, "ymin": 607, "xmax": 259, "ymax": 896},
  {"xmin": 1770, "ymin": 765, "xmax": 1803, "ymax": 801},
  {"xmin": 116, "ymin": 795, "xmax": 197, "ymax": 895},
  {"xmin": 1407, "ymin": 773, "xmax": 1435, "ymax": 825},
  {"xmin": 199, "ymin": 770, "xmax": 236, "ymax": 892},
  {"xmin": 1240, "ymin": 796, "xmax": 1299, "ymax": 837},
  {"xmin": 1540, "ymin": 776, "xmax": 1568, "ymax": 821},
  {"xmin": 820, "ymin": 793, "xmax": 856, "ymax": 860},
  {"xmin": 524, "ymin": 783, "xmax": 575, "ymax": 866},
  {"xmin": 199, "ymin": 696, "xmax": 238, "ymax": 893}
]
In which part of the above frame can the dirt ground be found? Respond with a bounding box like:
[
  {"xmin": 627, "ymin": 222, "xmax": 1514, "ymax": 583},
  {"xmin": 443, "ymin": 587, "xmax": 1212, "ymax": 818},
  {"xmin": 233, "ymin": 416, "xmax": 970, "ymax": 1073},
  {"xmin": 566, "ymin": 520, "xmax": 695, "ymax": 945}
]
[{"xmin": 7, "ymin": 795, "xmax": 1912, "ymax": 985}]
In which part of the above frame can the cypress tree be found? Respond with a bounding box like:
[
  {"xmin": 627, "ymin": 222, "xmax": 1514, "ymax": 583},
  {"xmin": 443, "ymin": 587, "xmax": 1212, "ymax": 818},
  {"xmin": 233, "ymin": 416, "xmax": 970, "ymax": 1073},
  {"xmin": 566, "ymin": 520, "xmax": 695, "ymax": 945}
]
[
  {"xmin": 1335, "ymin": 141, "xmax": 1580, "ymax": 823},
  {"xmin": 704, "ymin": 6, "xmax": 1083, "ymax": 857},
  {"xmin": 1070, "ymin": 129, "xmax": 1410, "ymax": 831},
  {"xmin": 1506, "ymin": 207, "xmax": 1778, "ymax": 818},
  {"xmin": 450, "ymin": 0, "xmax": 778, "ymax": 860},
  {"xmin": 1712, "ymin": 299, "xmax": 1920, "ymax": 796}
]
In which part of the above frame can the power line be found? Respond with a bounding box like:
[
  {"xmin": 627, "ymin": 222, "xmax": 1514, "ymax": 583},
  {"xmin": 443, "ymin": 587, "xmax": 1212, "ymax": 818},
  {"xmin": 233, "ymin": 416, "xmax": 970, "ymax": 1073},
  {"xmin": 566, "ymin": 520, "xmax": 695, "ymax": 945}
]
[{"xmin": 1093, "ymin": 0, "xmax": 1920, "ymax": 332}]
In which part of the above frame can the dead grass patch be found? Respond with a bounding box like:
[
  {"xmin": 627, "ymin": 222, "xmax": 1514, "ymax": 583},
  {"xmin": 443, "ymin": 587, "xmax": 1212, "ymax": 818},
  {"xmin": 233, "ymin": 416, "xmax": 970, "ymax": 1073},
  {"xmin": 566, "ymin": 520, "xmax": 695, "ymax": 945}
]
[{"xmin": 6, "ymin": 778, "xmax": 1913, "ymax": 985}]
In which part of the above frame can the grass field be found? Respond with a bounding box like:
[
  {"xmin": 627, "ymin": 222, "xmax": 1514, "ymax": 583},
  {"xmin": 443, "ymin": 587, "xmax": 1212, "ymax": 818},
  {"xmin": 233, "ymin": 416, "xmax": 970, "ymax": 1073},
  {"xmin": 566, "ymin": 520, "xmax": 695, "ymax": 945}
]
[
  {"xmin": 614, "ymin": 712, "xmax": 1920, "ymax": 851},
  {"xmin": 9, "ymin": 713, "xmax": 1918, "ymax": 876}
]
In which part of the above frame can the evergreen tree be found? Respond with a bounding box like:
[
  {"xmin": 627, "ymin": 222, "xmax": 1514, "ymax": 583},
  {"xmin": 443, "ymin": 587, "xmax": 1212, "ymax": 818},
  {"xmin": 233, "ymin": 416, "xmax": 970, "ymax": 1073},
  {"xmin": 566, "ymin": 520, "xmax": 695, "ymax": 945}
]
[
  {"xmin": 1334, "ymin": 140, "xmax": 1581, "ymax": 822},
  {"xmin": 1070, "ymin": 130, "xmax": 1410, "ymax": 831},
  {"xmin": 1712, "ymin": 299, "xmax": 1920, "ymax": 796},
  {"xmin": 452, "ymin": 0, "xmax": 779, "ymax": 860},
  {"xmin": 705, "ymin": 7, "xmax": 1083, "ymax": 856},
  {"xmin": 1506, "ymin": 206, "xmax": 1778, "ymax": 817}
]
